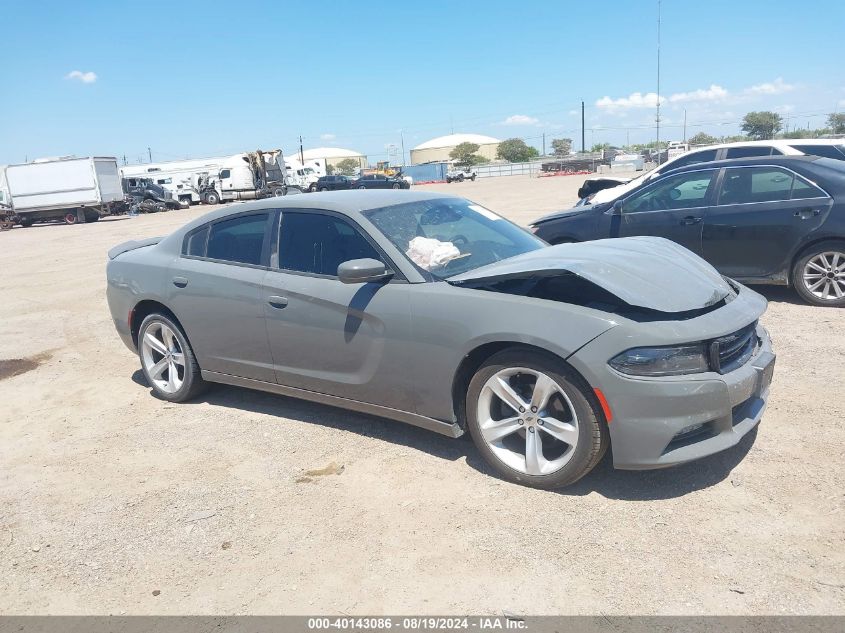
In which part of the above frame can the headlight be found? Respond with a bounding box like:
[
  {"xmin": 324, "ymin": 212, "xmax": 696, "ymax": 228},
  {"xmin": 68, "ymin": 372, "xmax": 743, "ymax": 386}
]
[{"xmin": 609, "ymin": 344, "xmax": 709, "ymax": 377}]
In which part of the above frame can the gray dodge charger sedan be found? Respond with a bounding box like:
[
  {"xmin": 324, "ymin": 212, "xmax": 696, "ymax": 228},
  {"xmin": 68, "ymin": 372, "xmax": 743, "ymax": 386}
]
[{"xmin": 106, "ymin": 190, "xmax": 775, "ymax": 489}]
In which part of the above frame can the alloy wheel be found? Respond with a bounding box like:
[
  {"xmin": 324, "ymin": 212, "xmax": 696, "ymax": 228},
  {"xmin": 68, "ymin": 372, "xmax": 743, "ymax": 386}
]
[
  {"xmin": 141, "ymin": 321, "xmax": 185, "ymax": 394},
  {"xmin": 803, "ymin": 251, "xmax": 845, "ymax": 300},
  {"xmin": 476, "ymin": 367, "xmax": 579, "ymax": 475}
]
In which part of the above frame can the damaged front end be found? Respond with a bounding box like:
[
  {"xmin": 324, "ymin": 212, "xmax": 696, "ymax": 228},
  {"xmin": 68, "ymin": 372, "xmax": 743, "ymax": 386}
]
[{"xmin": 448, "ymin": 236, "xmax": 737, "ymax": 321}]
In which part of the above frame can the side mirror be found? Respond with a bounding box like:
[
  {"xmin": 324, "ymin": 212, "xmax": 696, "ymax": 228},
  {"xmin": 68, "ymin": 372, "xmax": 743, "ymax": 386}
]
[
  {"xmin": 337, "ymin": 258, "xmax": 393, "ymax": 284},
  {"xmin": 612, "ymin": 200, "xmax": 624, "ymax": 215}
]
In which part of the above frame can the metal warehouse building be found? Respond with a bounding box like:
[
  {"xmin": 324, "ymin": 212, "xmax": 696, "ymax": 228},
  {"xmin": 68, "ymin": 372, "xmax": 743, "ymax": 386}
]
[
  {"xmin": 299, "ymin": 147, "xmax": 367, "ymax": 169},
  {"xmin": 410, "ymin": 133, "xmax": 501, "ymax": 165}
]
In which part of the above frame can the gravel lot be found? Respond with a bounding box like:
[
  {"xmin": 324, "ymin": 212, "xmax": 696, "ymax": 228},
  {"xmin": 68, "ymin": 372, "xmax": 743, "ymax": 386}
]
[{"xmin": 1, "ymin": 174, "xmax": 843, "ymax": 615}]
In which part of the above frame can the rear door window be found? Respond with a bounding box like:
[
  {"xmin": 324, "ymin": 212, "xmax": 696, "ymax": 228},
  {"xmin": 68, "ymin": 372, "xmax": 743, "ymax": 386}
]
[
  {"xmin": 205, "ymin": 213, "xmax": 269, "ymax": 266},
  {"xmin": 717, "ymin": 167, "xmax": 826, "ymax": 204},
  {"xmin": 790, "ymin": 144, "xmax": 845, "ymax": 161},
  {"xmin": 725, "ymin": 146, "xmax": 774, "ymax": 158}
]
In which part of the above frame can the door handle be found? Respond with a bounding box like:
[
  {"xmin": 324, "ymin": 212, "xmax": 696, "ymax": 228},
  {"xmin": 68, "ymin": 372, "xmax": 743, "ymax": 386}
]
[
  {"xmin": 172, "ymin": 276, "xmax": 188, "ymax": 288},
  {"xmin": 794, "ymin": 208, "xmax": 820, "ymax": 219},
  {"xmin": 267, "ymin": 295, "xmax": 289, "ymax": 309},
  {"xmin": 680, "ymin": 216, "xmax": 702, "ymax": 225}
]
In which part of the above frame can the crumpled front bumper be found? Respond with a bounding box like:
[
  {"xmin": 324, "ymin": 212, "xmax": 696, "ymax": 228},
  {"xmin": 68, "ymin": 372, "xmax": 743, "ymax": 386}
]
[{"xmin": 569, "ymin": 314, "xmax": 775, "ymax": 470}]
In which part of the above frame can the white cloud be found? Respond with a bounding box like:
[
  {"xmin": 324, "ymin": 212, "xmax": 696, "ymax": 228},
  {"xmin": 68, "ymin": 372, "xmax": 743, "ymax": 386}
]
[
  {"xmin": 501, "ymin": 114, "xmax": 539, "ymax": 126},
  {"xmin": 320, "ymin": 133, "xmax": 336, "ymax": 141},
  {"xmin": 65, "ymin": 70, "xmax": 97, "ymax": 84},
  {"xmin": 746, "ymin": 77, "xmax": 795, "ymax": 95},
  {"xmin": 596, "ymin": 92, "xmax": 665, "ymax": 110},
  {"xmin": 669, "ymin": 84, "xmax": 728, "ymax": 103}
]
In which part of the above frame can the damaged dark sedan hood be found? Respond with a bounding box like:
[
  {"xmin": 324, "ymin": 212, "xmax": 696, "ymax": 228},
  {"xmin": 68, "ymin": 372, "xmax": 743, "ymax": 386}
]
[{"xmin": 448, "ymin": 236, "xmax": 733, "ymax": 313}]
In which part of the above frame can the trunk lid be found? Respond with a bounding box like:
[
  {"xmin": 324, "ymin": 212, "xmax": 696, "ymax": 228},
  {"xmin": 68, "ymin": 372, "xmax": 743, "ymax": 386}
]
[
  {"xmin": 448, "ymin": 236, "xmax": 732, "ymax": 313},
  {"xmin": 108, "ymin": 237, "xmax": 162, "ymax": 260}
]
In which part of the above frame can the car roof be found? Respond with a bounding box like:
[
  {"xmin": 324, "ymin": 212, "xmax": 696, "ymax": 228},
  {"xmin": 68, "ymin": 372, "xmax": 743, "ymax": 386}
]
[
  {"xmin": 173, "ymin": 190, "xmax": 457, "ymax": 230},
  {"xmin": 661, "ymin": 154, "xmax": 827, "ymax": 174}
]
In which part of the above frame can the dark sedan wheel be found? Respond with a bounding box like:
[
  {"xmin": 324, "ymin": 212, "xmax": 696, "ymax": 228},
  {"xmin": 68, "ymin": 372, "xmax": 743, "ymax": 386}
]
[
  {"xmin": 320, "ymin": 187, "xmax": 328, "ymax": 192},
  {"xmin": 793, "ymin": 241, "xmax": 845, "ymax": 307},
  {"xmin": 392, "ymin": 183, "xmax": 400, "ymax": 189},
  {"xmin": 358, "ymin": 185, "xmax": 366, "ymax": 189},
  {"xmin": 138, "ymin": 313, "xmax": 206, "ymax": 402},
  {"xmin": 466, "ymin": 349, "xmax": 608, "ymax": 489}
]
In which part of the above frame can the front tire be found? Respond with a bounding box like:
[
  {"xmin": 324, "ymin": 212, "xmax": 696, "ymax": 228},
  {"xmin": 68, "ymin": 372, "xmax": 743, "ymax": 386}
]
[
  {"xmin": 138, "ymin": 313, "xmax": 207, "ymax": 402},
  {"xmin": 465, "ymin": 349, "xmax": 608, "ymax": 489},
  {"xmin": 792, "ymin": 241, "xmax": 845, "ymax": 307}
]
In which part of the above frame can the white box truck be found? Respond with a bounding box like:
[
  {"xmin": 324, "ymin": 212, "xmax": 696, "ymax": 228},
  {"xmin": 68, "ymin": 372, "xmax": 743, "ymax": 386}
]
[{"xmin": 4, "ymin": 156, "xmax": 124, "ymax": 226}]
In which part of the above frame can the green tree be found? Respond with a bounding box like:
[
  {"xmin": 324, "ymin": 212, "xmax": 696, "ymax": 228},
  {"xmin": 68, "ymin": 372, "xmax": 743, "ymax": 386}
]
[
  {"xmin": 827, "ymin": 112, "xmax": 845, "ymax": 135},
  {"xmin": 335, "ymin": 158, "xmax": 360, "ymax": 175},
  {"xmin": 449, "ymin": 142, "xmax": 486, "ymax": 167},
  {"xmin": 687, "ymin": 132, "xmax": 719, "ymax": 146},
  {"xmin": 550, "ymin": 138, "xmax": 572, "ymax": 157},
  {"xmin": 496, "ymin": 138, "xmax": 538, "ymax": 162},
  {"xmin": 741, "ymin": 111, "xmax": 783, "ymax": 140},
  {"xmin": 590, "ymin": 143, "xmax": 611, "ymax": 153}
]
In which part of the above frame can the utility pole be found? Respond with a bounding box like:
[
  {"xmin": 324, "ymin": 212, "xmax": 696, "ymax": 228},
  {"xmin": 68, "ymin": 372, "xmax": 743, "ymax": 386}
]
[
  {"xmin": 655, "ymin": 0, "xmax": 662, "ymax": 164},
  {"xmin": 581, "ymin": 101, "xmax": 585, "ymax": 153},
  {"xmin": 683, "ymin": 109, "xmax": 687, "ymax": 143},
  {"xmin": 542, "ymin": 132, "xmax": 546, "ymax": 156},
  {"xmin": 148, "ymin": 147, "xmax": 152, "ymax": 163},
  {"xmin": 299, "ymin": 136, "xmax": 304, "ymax": 166},
  {"xmin": 400, "ymin": 130, "xmax": 406, "ymax": 166}
]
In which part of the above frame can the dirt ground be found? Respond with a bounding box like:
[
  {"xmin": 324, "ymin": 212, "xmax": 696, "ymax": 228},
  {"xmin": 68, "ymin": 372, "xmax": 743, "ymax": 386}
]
[{"xmin": 1, "ymin": 174, "xmax": 843, "ymax": 615}]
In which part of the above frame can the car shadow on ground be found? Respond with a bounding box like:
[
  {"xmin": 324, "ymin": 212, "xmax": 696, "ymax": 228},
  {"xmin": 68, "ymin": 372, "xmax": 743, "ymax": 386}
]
[
  {"xmin": 746, "ymin": 284, "xmax": 804, "ymax": 306},
  {"xmin": 131, "ymin": 370, "xmax": 759, "ymax": 501}
]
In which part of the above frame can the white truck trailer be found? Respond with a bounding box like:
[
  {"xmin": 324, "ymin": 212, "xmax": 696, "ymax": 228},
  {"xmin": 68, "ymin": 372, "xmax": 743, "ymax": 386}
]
[{"xmin": 4, "ymin": 156, "xmax": 124, "ymax": 226}]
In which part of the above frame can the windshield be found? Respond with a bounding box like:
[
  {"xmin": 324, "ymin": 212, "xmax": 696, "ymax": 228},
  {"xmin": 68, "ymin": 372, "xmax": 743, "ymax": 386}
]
[{"xmin": 364, "ymin": 198, "xmax": 545, "ymax": 279}]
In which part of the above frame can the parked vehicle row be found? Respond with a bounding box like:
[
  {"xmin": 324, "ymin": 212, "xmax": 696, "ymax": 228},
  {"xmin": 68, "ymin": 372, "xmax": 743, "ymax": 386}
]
[
  {"xmin": 533, "ymin": 154, "xmax": 845, "ymax": 307},
  {"xmin": 310, "ymin": 173, "xmax": 411, "ymax": 191},
  {"xmin": 578, "ymin": 139, "xmax": 845, "ymax": 206}
]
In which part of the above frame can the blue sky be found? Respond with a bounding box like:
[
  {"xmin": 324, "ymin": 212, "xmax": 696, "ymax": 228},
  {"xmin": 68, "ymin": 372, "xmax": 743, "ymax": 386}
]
[{"xmin": 1, "ymin": 0, "xmax": 843, "ymax": 166}]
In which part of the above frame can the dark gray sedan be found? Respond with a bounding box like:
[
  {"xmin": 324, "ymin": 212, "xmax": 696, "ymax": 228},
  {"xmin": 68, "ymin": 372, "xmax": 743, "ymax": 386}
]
[{"xmin": 107, "ymin": 191, "xmax": 774, "ymax": 489}]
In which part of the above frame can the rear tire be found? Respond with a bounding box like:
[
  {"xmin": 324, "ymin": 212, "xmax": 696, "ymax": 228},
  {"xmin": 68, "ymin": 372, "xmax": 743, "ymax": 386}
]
[
  {"xmin": 19, "ymin": 218, "xmax": 34, "ymax": 228},
  {"xmin": 204, "ymin": 191, "xmax": 220, "ymax": 205},
  {"xmin": 64, "ymin": 213, "xmax": 78, "ymax": 225},
  {"xmin": 792, "ymin": 240, "xmax": 845, "ymax": 307},
  {"xmin": 465, "ymin": 348, "xmax": 608, "ymax": 489},
  {"xmin": 392, "ymin": 183, "xmax": 400, "ymax": 189},
  {"xmin": 138, "ymin": 313, "xmax": 207, "ymax": 402}
]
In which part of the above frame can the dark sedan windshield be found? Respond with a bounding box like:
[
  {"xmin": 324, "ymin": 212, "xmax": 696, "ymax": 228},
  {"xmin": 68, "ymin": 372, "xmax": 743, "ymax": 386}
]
[{"xmin": 364, "ymin": 198, "xmax": 545, "ymax": 278}]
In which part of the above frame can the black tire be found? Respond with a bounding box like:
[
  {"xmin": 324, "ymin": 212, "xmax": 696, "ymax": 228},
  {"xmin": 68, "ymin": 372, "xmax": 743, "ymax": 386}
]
[
  {"xmin": 204, "ymin": 191, "xmax": 220, "ymax": 205},
  {"xmin": 446, "ymin": 178, "xmax": 452, "ymax": 184},
  {"xmin": 358, "ymin": 185, "xmax": 366, "ymax": 189},
  {"xmin": 84, "ymin": 210, "xmax": 100, "ymax": 222},
  {"xmin": 138, "ymin": 313, "xmax": 207, "ymax": 402},
  {"xmin": 392, "ymin": 183, "xmax": 400, "ymax": 189},
  {"xmin": 319, "ymin": 187, "xmax": 328, "ymax": 192},
  {"xmin": 308, "ymin": 184, "xmax": 317, "ymax": 193},
  {"xmin": 792, "ymin": 240, "xmax": 845, "ymax": 307},
  {"xmin": 471, "ymin": 174, "xmax": 477, "ymax": 181},
  {"xmin": 465, "ymin": 348, "xmax": 608, "ymax": 489},
  {"xmin": 19, "ymin": 218, "xmax": 34, "ymax": 228},
  {"xmin": 458, "ymin": 174, "xmax": 465, "ymax": 182},
  {"xmin": 64, "ymin": 212, "xmax": 78, "ymax": 225},
  {"xmin": 273, "ymin": 187, "xmax": 285, "ymax": 197}
]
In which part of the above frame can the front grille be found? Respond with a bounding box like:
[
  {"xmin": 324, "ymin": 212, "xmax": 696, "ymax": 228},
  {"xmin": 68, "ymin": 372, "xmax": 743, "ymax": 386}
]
[{"xmin": 709, "ymin": 321, "xmax": 758, "ymax": 374}]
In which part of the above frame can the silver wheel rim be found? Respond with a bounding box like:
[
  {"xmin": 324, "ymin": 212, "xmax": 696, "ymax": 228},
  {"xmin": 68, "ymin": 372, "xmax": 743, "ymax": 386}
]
[
  {"xmin": 803, "ymin": 251, "xmax": 845, "ymax": 300},
  {"xmin": 141, "ymin": 322, "xmax": 185, "ymax": 394},
  {"xmin": 477, "ymin": 367, "xmax": 579, "ymax": 476}
]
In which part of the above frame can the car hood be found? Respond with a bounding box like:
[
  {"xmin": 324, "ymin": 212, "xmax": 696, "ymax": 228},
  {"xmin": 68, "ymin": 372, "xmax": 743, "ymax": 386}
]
[
  {"xmin": 448, "ymin": 236, "xmax": 732, "ymax": 313},
  {"xmin": 533, "ymin": 205, "xmax": 596, "ymax": 224}
]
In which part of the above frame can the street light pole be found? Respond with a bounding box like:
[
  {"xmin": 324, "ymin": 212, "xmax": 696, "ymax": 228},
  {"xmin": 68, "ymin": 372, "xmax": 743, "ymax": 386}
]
[{"xmin": 655, "ymin": 0, "xmax": 662, "ymax": 164}]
